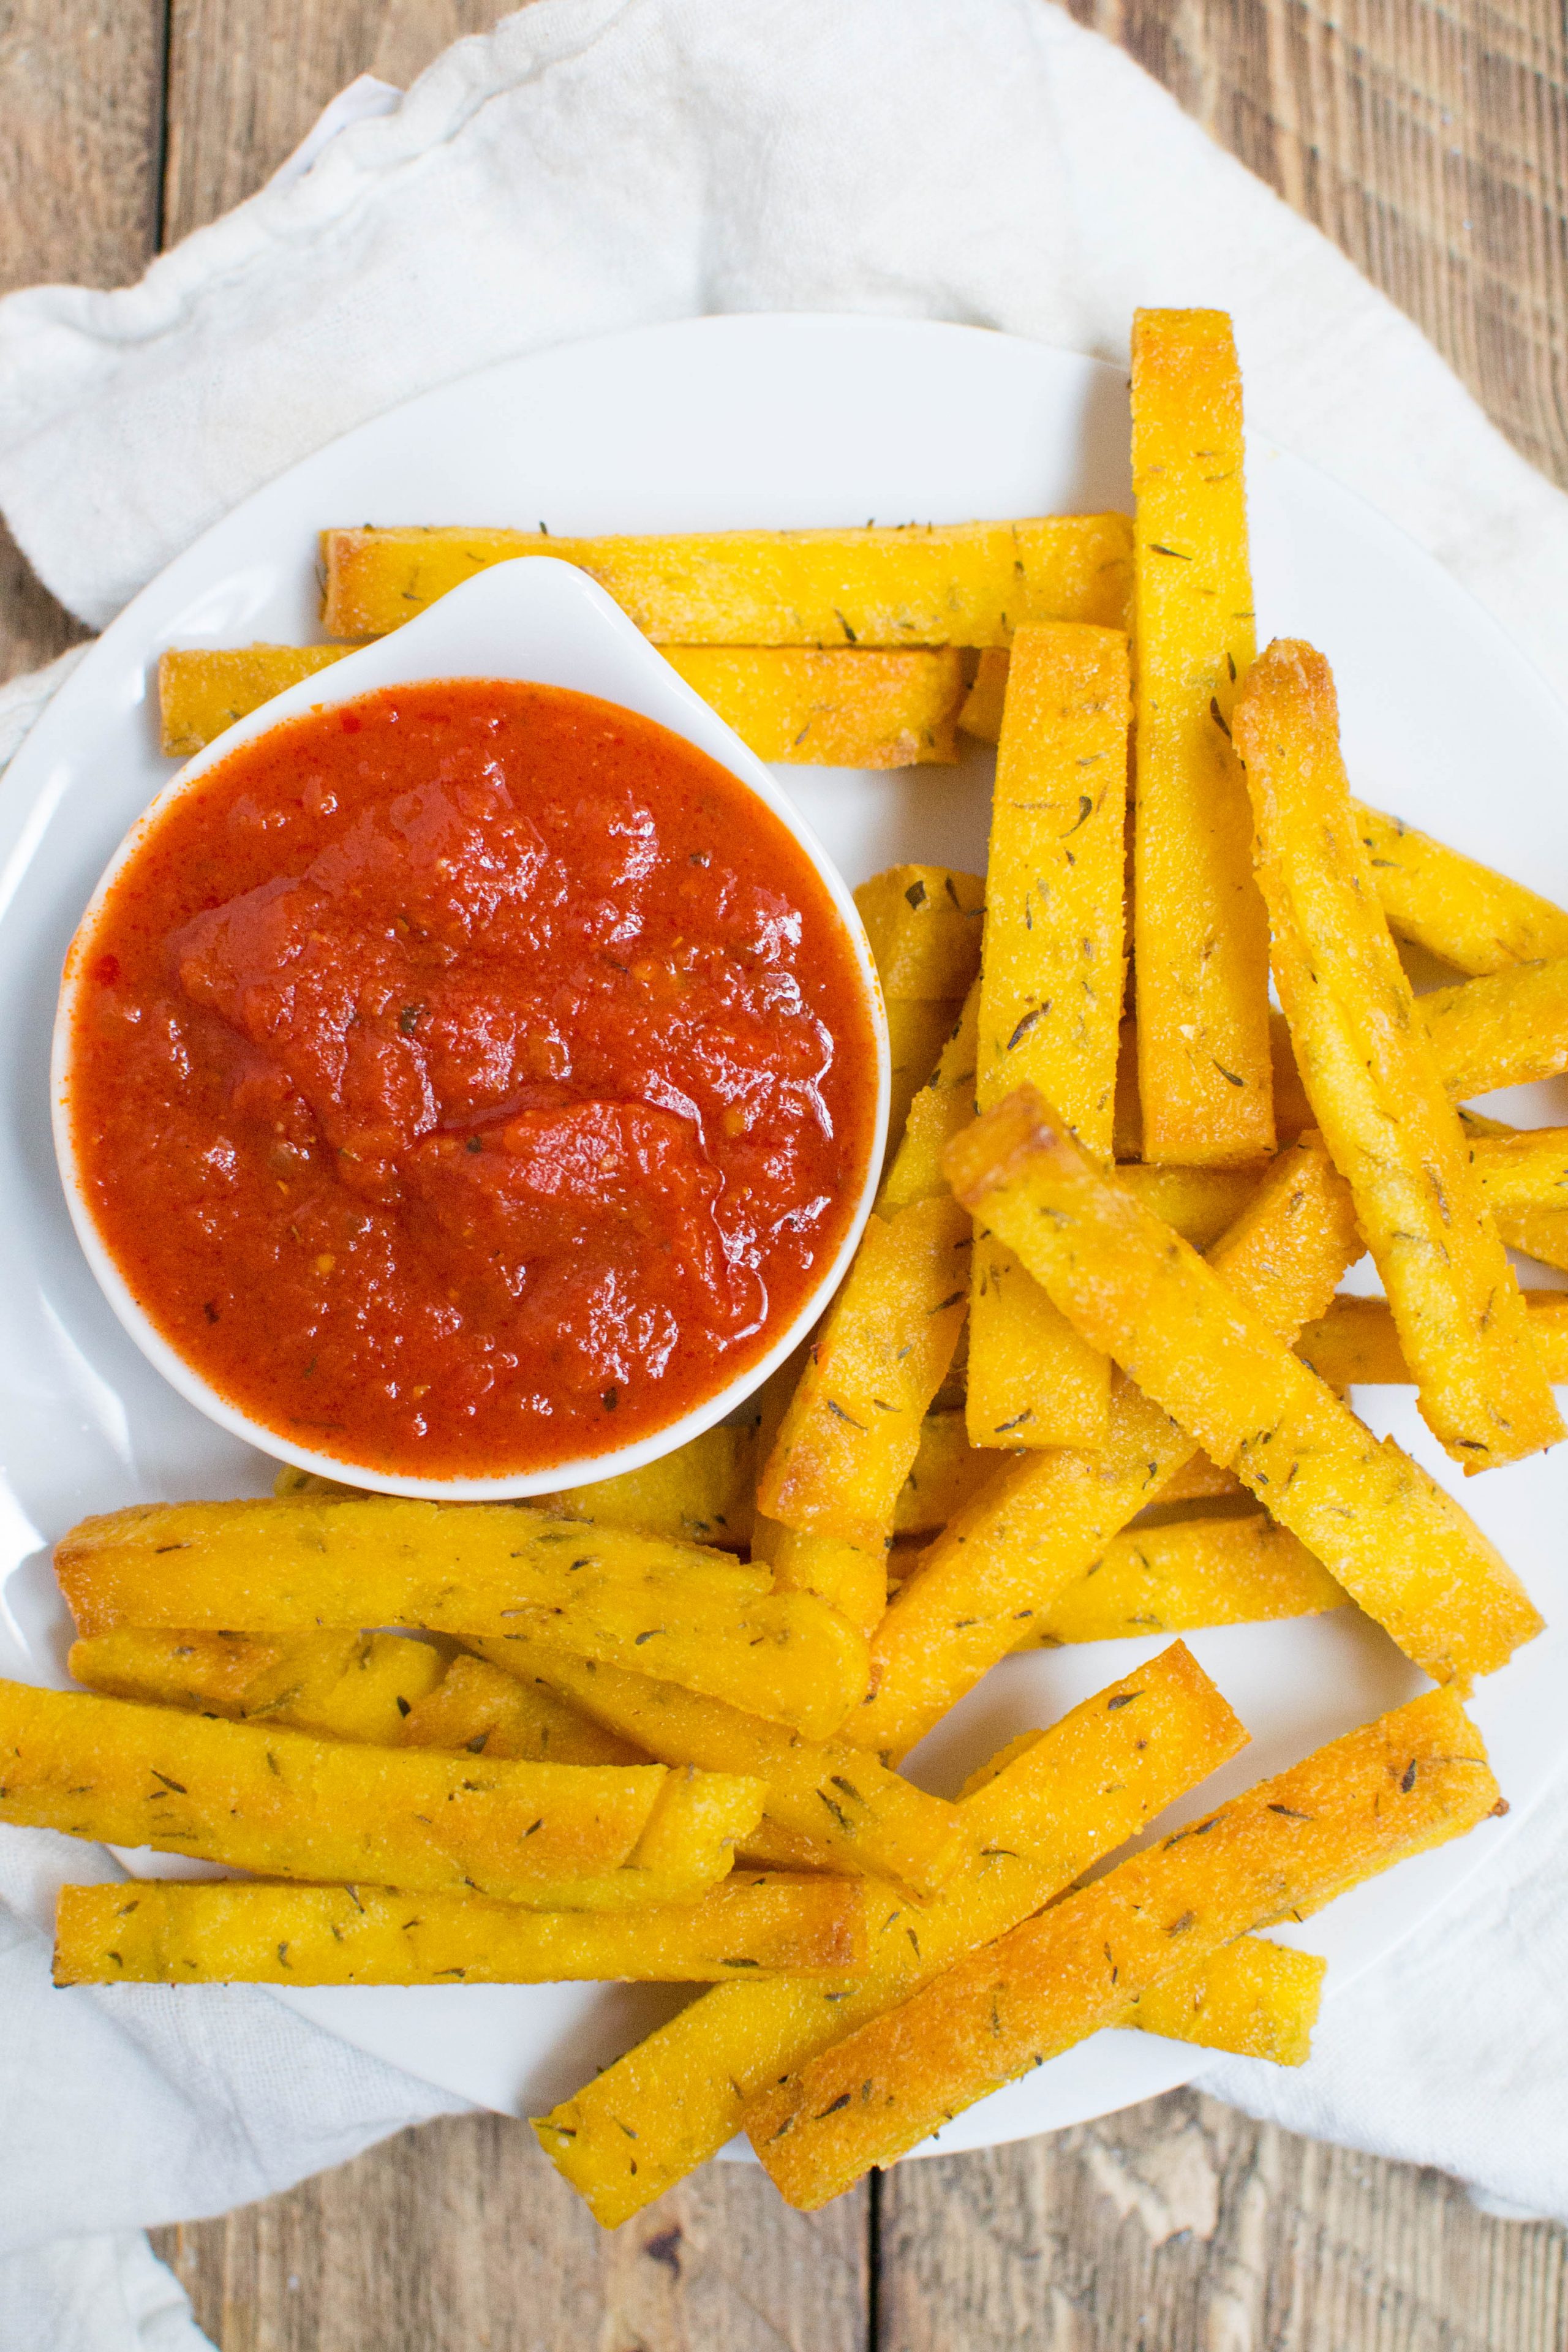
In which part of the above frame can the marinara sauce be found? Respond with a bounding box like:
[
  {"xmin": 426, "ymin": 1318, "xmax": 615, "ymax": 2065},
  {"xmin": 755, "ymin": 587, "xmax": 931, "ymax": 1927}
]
[{"xmin": 66, "ymin": 681, "xmax": 880, "ymax": 1479}]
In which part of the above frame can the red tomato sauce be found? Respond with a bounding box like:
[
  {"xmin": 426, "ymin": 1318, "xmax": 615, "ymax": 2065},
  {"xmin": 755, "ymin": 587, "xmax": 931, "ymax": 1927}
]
[{"xmin": 67, "ymin": 681, "xmax": 879, "ymax": 1479}]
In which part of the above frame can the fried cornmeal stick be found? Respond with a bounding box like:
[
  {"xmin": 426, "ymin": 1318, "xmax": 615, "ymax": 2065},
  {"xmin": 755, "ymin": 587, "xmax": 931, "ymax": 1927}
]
[
  {"xmin": 853, "ymin": 866, "xmax": 986, "ymax": 1002},
  {"xmin": 886, "ymin": 998, "xmax": 968, "ymax": 1151},
  {"xmin": 1113, "ymin": 1163, "xmax": 1264, "ymax": 1251},
  {"xmin": 892, "ymin": 1411, "xmax": 993, "ymax": 1536},
  {"xmin": 1123, "ymin": 1934, "xmax": 1325, "ymax": 2068},
  {"xmin": 532, "ymin": 1642, "xmax": 1246, "ymax": 2225},
  {"xmin": 1298, "ymin": 1291, "xmax": 1568, "ymax": 1393},
  {"xmin": 320, "ymin": 518, "xmax": 1136, "ymax": 645},
  {"xmin": 1022, "ymin": 1512, "xmax": 1344, "ymax": 1646},
  {"xmin": 755, "ymin": 1196, "xmax": 971, "ymax": 1550},
  {"xmin": 1236, "ymin": 641, "xmax": 1562, "ymax": 1471},
  {"xmin": 1421, "ymin": 955, "xmax": 1568, "ymax": 1102},
  {"xmin": 55, "ymin": 1871, "xmax": 866, "ymax": 1986},
  {"xmin": 0, "ymin": 1676, "xmax": 762, "ymax": 1907},
  {"xmin": 162, "ymin": 644, "xmax": 971, "ymax": 769},
  {"xmin": 878, "ymin": 980, "xmax": 981, "ymax": 1215},
  {"xmin": 54, "ymin": 1502, "xmax": 868, "ymax": 1742},
  {"xmin": 468, "ymin": 1631, "xmax": 967, "ymax": 1899},
  {"xmin": 968, "ymin": 624, "xmax": 1129, "ymax": 1450},
  {"xmin": 539, "ymin": 1422, "xmax": 756, "ymax": 1553},
  {"xmin": 947, "ymin": 1091, "xmax": 1543, "ymax": 1687},
  {"xmin": 1351, "ymin": 802, "xmax": 1568, "ymax": 978},
  {"xmin": 1130, "ymin": 309, "xmax": 1274, "ymax": 1166},
  {"xmin": 397, "ymin": 1651, "xmax": 649, "ymax": 1766},
  {"xmin": 851, "ymin": 1134, "xmax": 1360, "ymax": 1760},
  {"xmin": 745, "ymin": 1688, "xmax": 1499, "ymax": 2205},
  {"xmin": 67, "ymin": 1628, "xmax": 445, "ymax": 1746}
]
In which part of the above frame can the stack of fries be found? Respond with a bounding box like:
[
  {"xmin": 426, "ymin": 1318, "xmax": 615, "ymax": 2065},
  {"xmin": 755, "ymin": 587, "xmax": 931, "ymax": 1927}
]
[{"xmin": 18, "ymin": 305, "xmax": 1568, "ymax": 2222}]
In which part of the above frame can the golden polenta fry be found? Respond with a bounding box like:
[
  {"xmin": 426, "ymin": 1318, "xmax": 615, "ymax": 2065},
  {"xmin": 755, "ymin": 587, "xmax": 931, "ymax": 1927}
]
[
  {"xmin": 397, "ymin": 1651, "xmax": 648, "ymax": 1766},
  {"xmin": 1236, "ymin": 640, "xmax": 1562, "ymax": 1471},
  {"xmin": 755, "ymin": 1196, "xmax": 971, "ymax": 1548},
  {"xmin": 852, "ymin": 1136, "xmax": 1359, "ymax": 1760},
  {"xmin": 1352, "ymin": 801, "xmax": 1568, "ymax": 977},
  {"xmin": 1420, "ymin": 955, "xmax": 1568, "ymax": 1102},
  {"xmin": 954, "ymin": 661, "xmax": 1568, "ymax": 1003},
  {"xmin": 1130, "ymin": 308, "xmax": 1274, "ymax": 1166},
  {"xmin": 853, "ymin": 866, "xmax": 986, "ymax": 1001},
  {"xmin": 977, "ymin": 624, "xmax": 1129, "ymax": 1155},
  {"xmin": 744, "ymin": 1688, "xmax": 1498, "ymax": 2206},
  {"xmin": 67, "ymin": 1628, "xmax": 444, "ymax": 1746},
  {"xmin": 1022, "ymin": 1511, "xmax": 1344, "ymax": 1646},
  {"xmin": 55, "ymin": 1871, "xmax": 867, "ymax": 1986},
  {"xmin": 1124, "ymin": 1935, "xmax": 1326, "ymax": 2068},
  {"xmin": 539, "ymin": 1421, "xmax": 756, "ymax": 1553},
  {"xmin": 533, "ymin": 1642, "xmax": 1245, "ymax": 2226},
  {"xmin": 470, "ymin": 1630, "xmax": 967, "ymax": 1899},
  {"xmin": 320, "ymin": 518, "xmax": 1135, "ymax": 646},
  {"xmin": 886, "ymin": 997, "xmax": 968, "ymax": 1151},
  {"xmin": 957, "ymin": 646, "xmax": 1011, "ymax": 741},
  {"xmin": 946, "ymin": 1090, "xmax": 1544, "ymax": 1687},
  {"xmin": 892, "ymin": 1411, "xmax": 993, "ymax": 1537},
  {"xmin": 668, "ymin": 646, "xmax": 965, "ymax": 764},
  {"xmin": 1298, "ymin": 1291, "xmax": 1568, "ymax": 1393},
  {"xmin": 879, "ymin": 981, "xmax": 981, "ymax": 1215},
  {"xmin": 1114, "ymin": 1163, "xmax": 1264, "ymax": 1250},
  {"xmin": 0, "ymin": 1676, "xmax": 760, "ymax": 1907},
  {"xmin": 55, "ymin": 1501, "xmax": 867, "ymax": 1741},
  {"xmin": 968, "ymin": 624, "xmax": 1129, "ymax": 1449},
  {"xmin": 162, "ymin": 643, "xmax": 976, "ymax": 771},
  {"xmin": 750, "ymin": 1521, "xmax": 889, "ymax": 1642},
  {"xmin": 159, "ymin": 646, "xmax": 349, "ymax": 754}
]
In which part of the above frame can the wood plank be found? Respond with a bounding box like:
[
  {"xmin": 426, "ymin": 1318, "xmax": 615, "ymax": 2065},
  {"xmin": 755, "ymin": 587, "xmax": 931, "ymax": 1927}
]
[
  {"xmin": 1069, "ymin": 0, "xmax": 1568, "ymax": 488},
  {"xmin": 151, "ymin": 2116, "xmax": 869, "ymax": 2352},
  {"xmin": 162, "ymin": 1, "xmax": 509, "ymax": 246},
  {"xmin": 0, "ymin": 0, "xmax": 164, "ymax": 680},
  {"xmin": 878, "ymin": 2089, "xmax": 1568, "ymax": 2351}
]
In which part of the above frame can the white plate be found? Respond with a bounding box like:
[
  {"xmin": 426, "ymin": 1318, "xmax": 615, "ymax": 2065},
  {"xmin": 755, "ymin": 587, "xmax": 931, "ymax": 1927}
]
[{"xmin": 4, "ymin": 314, "xmax": 1567, "ymax": 2157}]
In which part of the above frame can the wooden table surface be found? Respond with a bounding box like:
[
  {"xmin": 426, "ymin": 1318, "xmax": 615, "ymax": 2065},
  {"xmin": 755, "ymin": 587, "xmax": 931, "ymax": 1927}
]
[{"xmin": 4, "ymin": 3, "xmax": 1568, "ymax": 2344}]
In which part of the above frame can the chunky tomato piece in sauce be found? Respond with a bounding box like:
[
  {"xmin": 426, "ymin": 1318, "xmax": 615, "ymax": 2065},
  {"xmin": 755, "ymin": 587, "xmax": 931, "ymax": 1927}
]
[{"xmin": 68, "ymin": 682, "xmax": 879, "ymax": 1477}]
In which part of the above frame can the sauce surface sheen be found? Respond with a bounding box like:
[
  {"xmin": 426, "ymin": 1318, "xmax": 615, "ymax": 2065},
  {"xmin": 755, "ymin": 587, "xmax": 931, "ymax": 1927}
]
[{"xmin": 69, "ymin": 680, "xmax": 878, "ymax": 1477}]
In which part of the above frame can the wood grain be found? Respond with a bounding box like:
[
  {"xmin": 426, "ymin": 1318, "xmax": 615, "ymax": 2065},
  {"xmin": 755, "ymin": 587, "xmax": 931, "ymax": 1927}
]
[
  {"xmin": 13, "ymin": 0, "xmax": 1568, "ymax": 2343},
  {"xmin": 153, "ymin": 2116, "xmax": 869, "ymax": 2352},
  {"xmin": 1069, "ymin": 0, "xmax": 1568, "ymax": 491},
  {"xmin": 0, "ymin": 0, "xmax": 165, "ymax": 677},
  {"xmin": 162, "ymin": 0, "xmax": 508, "ymax": 246},
  {"xmin": 878, "ymin": 2090, "xmax": 1568, "ymax": 2351}
]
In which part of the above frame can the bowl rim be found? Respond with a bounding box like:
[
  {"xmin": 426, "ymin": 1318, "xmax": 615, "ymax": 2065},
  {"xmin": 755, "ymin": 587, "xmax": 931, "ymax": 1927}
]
[{"xmin": 50, "ymin": 554, "xmax": 891, "ymax": 1499}]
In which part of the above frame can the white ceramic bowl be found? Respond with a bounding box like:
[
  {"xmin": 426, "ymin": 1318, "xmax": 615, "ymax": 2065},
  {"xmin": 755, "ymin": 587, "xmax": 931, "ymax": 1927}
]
[{"xmin": 51, "ymin": 556, "xmax": 891, "ymax": 1499}]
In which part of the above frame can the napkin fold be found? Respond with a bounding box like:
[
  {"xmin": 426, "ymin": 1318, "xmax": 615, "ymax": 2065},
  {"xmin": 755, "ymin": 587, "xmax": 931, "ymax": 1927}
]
[{"xmin": 4, "ymin": 2, "xmax": 1568, "ymax": 2342}]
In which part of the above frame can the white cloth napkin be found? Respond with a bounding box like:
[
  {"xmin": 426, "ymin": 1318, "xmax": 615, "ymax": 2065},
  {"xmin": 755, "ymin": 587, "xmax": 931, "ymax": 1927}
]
[{"xmin": 6, "ymin": 1, "xmax": 1568, "ymax": 2340}]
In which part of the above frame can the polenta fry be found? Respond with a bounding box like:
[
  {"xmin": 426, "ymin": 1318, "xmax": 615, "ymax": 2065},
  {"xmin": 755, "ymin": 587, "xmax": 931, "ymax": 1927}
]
[
  {"xmin": 968, "ymin": 623, "xmax": 1129, "ymax": 1449},
  {"xmin": 744, "ymin": 1689, "xmax": 1497, "ymax": 2205},
  {"xmin": 946, "ymin": 1090, "xmax": 1544, "ymax": 1687},
  {"xmin": 469, "ymin": 1630, "xmax": 967, "ymax": 1899},
  {"xmin": 55, "ymin": 1871, "xmax": 866, "ymax": 1986},
  {"xmin": 1022, "ymin": 1510, "xmax": 1344, "ymax": 1645},
  {"xmin": 321, "ymin": 519, "xmax": 1136, "ymax": 646},
  {"xmin": 853, "ymin": 1136, "xmax": 1359, "ymax": 1759},
  {"xmin": 1352, "ymin": 801, "xmax": 1568, "ymax": 977},
  {"xmin": 397, "ymin": 1650, "xmax": 649, "ymax": 1766},
  {"xmin": 55, "ymin": 1501, "xmax": 868, "ymax": 1740},
  {"xmin": 1130, "ymin": 309, "xmax": 1273, "ymax": 1165},
  {"xmin": 67, "ymin": 1627, "xmax": 445, "ymax": 1746},
  {"xmin": 755, "ymin": 1196, "xmax": 971, "ymax": 1548},
  {"xmin": 1298, "ymin": 1291, "xmax": 1568, "ymax": 1393},
  {"xmin": 853, "ymin": 866, "xmax": 986, "ymax": 1001},
  {"xmin": 0, "ymin": 1676, "xmax": 763, "ymax": 1907},
  {"xmin": 533, "ymin": 1642, "xmax": 1244, "ymax": 2225},
  {"xmin": 1236, "ymin": 639, "xmax": 1561, "ymax": 1470}
]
